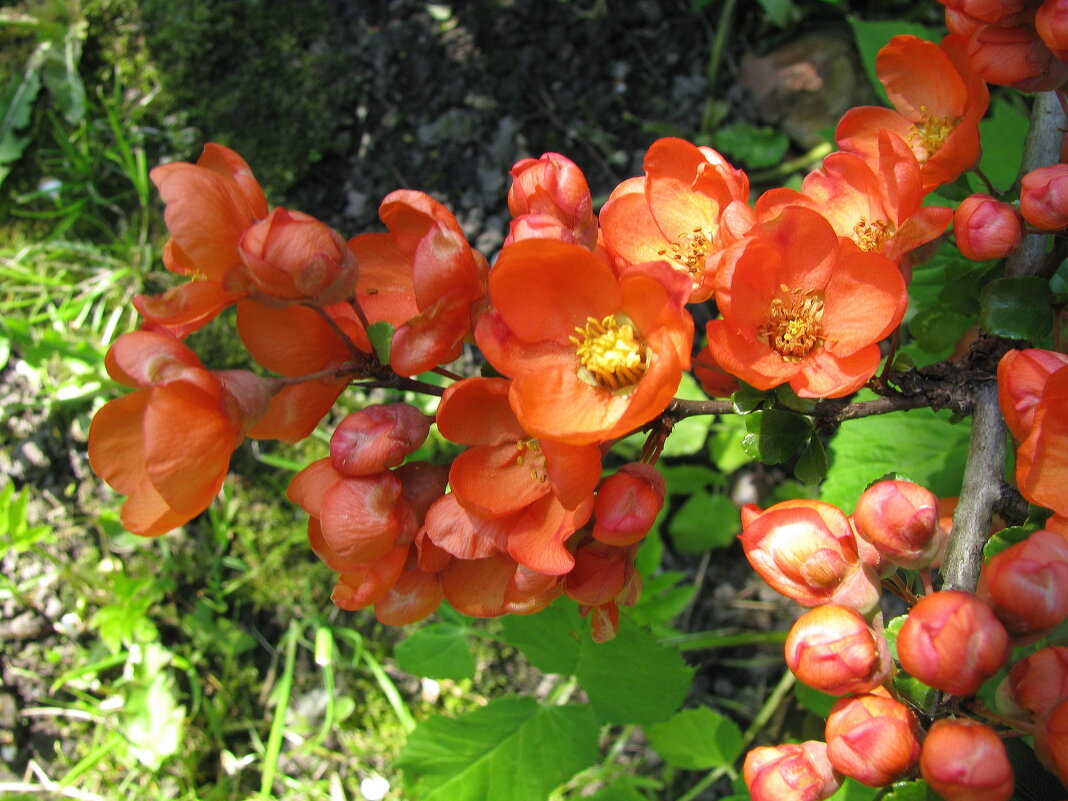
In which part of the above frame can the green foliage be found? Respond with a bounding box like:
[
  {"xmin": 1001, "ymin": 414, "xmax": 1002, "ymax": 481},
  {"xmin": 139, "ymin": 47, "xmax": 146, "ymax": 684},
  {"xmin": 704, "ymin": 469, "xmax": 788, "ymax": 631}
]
[
  {"xmin": 821, "ymin": 407, "xmax": 971, "ymax": 512},
  {"xmin": 396, "ymin": 697, "xmax": 600, "ymax": 801},
  {"xmin": 712, "ymin": 121, "xmax": 790, "ymax": 169},
  {"xmin": 645, "ymin": 707, "xmax": 743, "ymax": 770},
  {"xmin": 977, "ymin": 96, "xmax": 1029, "ymax": 192},
  {"xmin": 396, "ymin": 622, "xmax": 477, "ymax": 680},
  {"xmin": 742, "ymin": 408, "xmax": 813, "ymax": 464},
  {"xmin": 669, "ymin": 492, "xmax": 739, "ymax": 552},
  {"xmin": 979, "ymin": 276, "xmax": 1054, "ymax": 342}
]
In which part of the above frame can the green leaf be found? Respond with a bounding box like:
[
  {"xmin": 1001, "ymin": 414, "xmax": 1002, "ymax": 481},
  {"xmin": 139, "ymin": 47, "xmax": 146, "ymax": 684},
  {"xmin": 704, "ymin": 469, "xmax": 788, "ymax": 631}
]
[
  {"xmin": 731, "ymin": 384, "xmax": 773, "ymax": 414},
  {"xmin": 821, "ymin": 408, "xmax": 971, "ymax": 513},
  {"xmin": 979, "ymin": 277, "xmax": 1054, "ymax": 341},
  {"xmin": 582, "ymin": 780, "xmax": 651, "ymax": 801},
  {"xmin": 882, "ymin": 780, "xmax": 935, "ymax": 801},
  {"xmin": 708, "ymin": 416, "xmax": 752, "ymax": 473},
  {"xmin": 982, "ymin": 524, "xmax": 1037, "ymax": 560},
  {"xmin": 794, "ymin": 434, "xmax": 828, "ymax": 485},
  {"xmin": 121, "ymin": 644, "xmax": 186, "ymax": 771},
  {"xmin": 742, "ymin": 409, "xmax": 812, "ymax": 464},
  {"xmin": 828, "ymin": 777, "xmax": 883, "ymax": 801},
  {"xmin": 396, "ymin": 623, "xmax": 476, "ymax": 680},
  {"xmin": 396, "ymin": 697, "xmax": 599, "ymax": 801},
  {"xmin": 646, "ymin": 707, "xmax": 743, "ymax": 770},
  {"xmin": 793, "ymin": 681, "xmax": 839, "ymax": 718},
  {"xmin": 41, "ymin": 20, "xmax": 87, "ymax": 124},
  {"xmin": 0, "ymin": 45, "xmax": 45, "ymax": 187},
  {"xmin": 908, "ymin": 307, "xmax": 974, "ymax": 354},
  {"xmin": 755, "ymin": 0, "xmax": 794, "ymax": 27},
  {"xmin": 576, "ymin": 616, "xmax": 694, "ymax": 725},
  {"xmin": 367, "ymin": 320, "xmax": 395, "ymax": 364},
  {"xmin": 499, "ymin": 600, "xmax": 582, "ymax": 675},
  {"xmin": 668, "ymin": 493, "xmax": 739, "ymax": 553},
  {"xmin": 978, "ymin": 97, "xmax": 1028, "ymax": 192},
  {"xmin": 714, "ymin": 121, "xmax": 790, "ymax": 168}
]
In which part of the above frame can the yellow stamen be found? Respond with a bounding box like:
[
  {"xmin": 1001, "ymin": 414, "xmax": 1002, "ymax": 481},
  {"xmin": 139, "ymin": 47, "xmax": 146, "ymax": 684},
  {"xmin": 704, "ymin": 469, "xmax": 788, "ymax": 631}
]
[
  {"xmin": 912, "ymin": 106, "xmax": 956, "ymax": 160},
  {"xmin": 569, "ymin": 314, "xmax": 650, "ymax": 392},
  {"xmin": 657, "ymin": 226, "xmax": 713, "ymax": 280},
  {"xmin": 759, "ymin": 285, "xmax": 825, "ymax": 361},
  {"xmin": 852, "ymin": 218, "xmax": 895, "ymax": 252}
]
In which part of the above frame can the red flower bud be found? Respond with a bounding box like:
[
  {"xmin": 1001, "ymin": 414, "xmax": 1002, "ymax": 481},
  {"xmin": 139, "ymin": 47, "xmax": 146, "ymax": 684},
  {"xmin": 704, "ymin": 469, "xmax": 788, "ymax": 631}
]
[
  {"xmin": 1001, "ymin": 645, "xmax": 1068, "ymax": 722},
  {"xmin": 825, "ymin": 692, "xmax": 922, "ymax": 786},
  {"xmin": 938, "ymin": 0, "xmax": 1039, "ymax": 25},
  {"xmin": 743, "ymin": 741, "xmax": 841, "ymax": 801},
  {"xmin": 977, "ymin": 529, "xmax": 1068, "ymax": 643},
  {"xmin": 784, "ymin": 605, "xmax": 891, "ymax": 696},
  {"xmin": 1035, "ymin": 696, "xmax": 1068, "ymax": 787},
  {"xmin": 592, "ymin": 462, "xmax": 666, "ymax": 546},
  {"xmin": 853, "ymin": 479, "xmax": 946, "ymax": 569},
  {"xmin": 965, "ymin": 22, "xmax": 1068, "ymax": 92},
  {"xmin": 952, "ymin": 194, "xmax": 1022, "ymax": 261},
  {"xmin": 1021, "ymin": 164, "xmax": 1068, "ymax": 230},
  {"xmin": 1037, "ymin": 0, "xmax": 1068, "ymax": 60},
  {"xmin": 330, "ymin": 404, "xmax": 431, "ymax": 477},
  {"xmin": 997, "ymin": 348, "xmax": 1068, "ymax": 441},
  {"xmin": 897, "ymin": 590, "xmax": 1010, "ymax": 696},
  {"xmin": 239, "ymin": 208, "xmax": 358, "ymax": 304},
  {"xmin": 920, "ymin": 719, "xmax": 1014, "ymax": 801},
  {"xmin": 507, "ymin": 153, "xmax": 597, "ymax": 249},
  {"xmin": 740, "ymin": 500, "xmax": 881, "ymax": 617}
]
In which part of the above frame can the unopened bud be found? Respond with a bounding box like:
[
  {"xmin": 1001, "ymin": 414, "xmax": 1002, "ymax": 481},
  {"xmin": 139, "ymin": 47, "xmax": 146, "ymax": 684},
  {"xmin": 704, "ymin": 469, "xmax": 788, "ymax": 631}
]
[
  {"xmin": 743, "ymin": 741, "xmax": 841, "ymax": 801},
  {"xmin": 785, "ymin": 605, "xmax": 891, "ymax": 696},
  {"xmin": 953, "ymin": 194, "xmax": 1022, "ymax": 261},
  {"xmin": 977, "ymin": 529, "xmax": 1068, "ymax": 643},
  {"xmin": 592, "ymin": 462, "xmax": 666, "ymax": 546},
  {"xmin": 1020, "ymin": 164, "xmax": 1068, "ymax": 230},
  {"xmin": 920, "ymin": 719, "xmax": 1014, "ymax": 801},
  {"xmin": 1000, "ymin": 645, "xmax": 1068, "ymax": 722},
  {"xmin": 507, "ymin": 153, "xmax": 597, "ymax": 249},
  {"xmin": 897, "ymin": 590, "xmax": 1010, "ymax": 696},
  {"xmin": 853, "ymin": 479, "xmax": 946, "ymax": 569},
  {"xmin": 997, "ymin": 348, "xmax": 1068, "ymax": 441},
  {"xmin": 1037, "ymin": 0, "xmax": 1068, "ymax": 61},
  {"xmin": 825, "ymin": 691, "xmax": 922, "ymax": 786},
  {"xmin": 330, "ymin": 404, "xmax": 431, "ymax": 477},
  {"xmin": 1035, "ymin": 696, "xmax": 1068, "ymax": 788}
]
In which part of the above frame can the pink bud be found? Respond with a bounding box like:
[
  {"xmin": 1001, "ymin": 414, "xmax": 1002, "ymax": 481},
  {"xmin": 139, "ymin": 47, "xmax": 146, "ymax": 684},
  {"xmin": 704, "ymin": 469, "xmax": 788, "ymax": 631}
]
[
  {"xmin": 853, "ymin": 480, "xmax": 946, "ymax": 569},
  {"xmin": 1035, "ymin": 696, "xmax": 1068, "ymax": 787},
  {"xmin": 897, "ymin": 590, "xmax": 1010, "ymax": 696},
  {"xmin": 1002, "ymin": 645, "xmax": 1068, "ymax": 722},
  {"xmin": 239, "ymin": 208, "xmax": 358, "ymax": 304},
  {"xmin": 953, "ymin": 194, "xmax": 1022, "ymax": 261},
  {"xmin": 997, "ymin": 348, "xmax": 1068, "ymax": 441},
  {"xmin": 825, "ymin": 691, "xmax": 922, "ymax": 786},
  {"xmin": 977, "ymin": 529, "xmax": 1068, "ymax": 643},
  {"xmin": 939, "ymin": 0, "xmax": 1040, "ymax": 25},
  {"xmin": 965, "ymin": 22, "xmax": 1068, "ymax": 92},
  {"xmin": 743, "ymin": 741, "xmax": 841, "ymax": 801},
  {"xmin": 507, "ymin": 153, "xmax": 597, "ymax": 249},
  {"xmin": 740, "ymin": 499, "xmax": 881, "ymax": 617},
  {"xmin": 920, "ymin": 719, "xmax": 1014, "ymax": 801},
  {"xmin": 1021, "ymin": 164, "xmax": 1068, "ymax": 230},
  {"xmin": 592, "ymin": 462, "xmax": 666, "ymax": 546},
  {"xmin": 784, "ymin": 605, "xmax": 891, "ymax": 696},
  {"xmin": 1037, "ymin": 0, "xmax": 1068, "ymax": 60},
  {"xmin": 330, "ymin": 404, "xmax": 431, "ymax": 477}
]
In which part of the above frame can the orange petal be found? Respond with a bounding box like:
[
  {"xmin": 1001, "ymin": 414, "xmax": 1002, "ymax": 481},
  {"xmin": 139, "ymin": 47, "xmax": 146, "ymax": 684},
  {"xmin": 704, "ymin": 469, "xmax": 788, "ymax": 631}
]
[
  {"xmin": 374, "ymin": 569, "xmax": 443, "ymax": 625},
  {"xmin": 437, "ymin": 377, "xmax": 525, "ymax": 446},
  {"xmin": 421, "ymin": 494, "xmax": 511, "ymax": 559}
]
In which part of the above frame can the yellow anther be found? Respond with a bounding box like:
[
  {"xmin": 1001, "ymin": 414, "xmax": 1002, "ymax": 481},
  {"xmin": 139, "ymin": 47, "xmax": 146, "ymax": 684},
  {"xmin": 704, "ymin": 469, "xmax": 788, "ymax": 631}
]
[
  {"xmin": 569, "ymin": 314, "xmax": 650, "ymax": 392},
  {"xmin": 759, "ymin": 287, "xmax": 826, "ymax": 361},
  {"xmin": 852, "ymin": 218, "xmax": 895, "ymax": 253}
]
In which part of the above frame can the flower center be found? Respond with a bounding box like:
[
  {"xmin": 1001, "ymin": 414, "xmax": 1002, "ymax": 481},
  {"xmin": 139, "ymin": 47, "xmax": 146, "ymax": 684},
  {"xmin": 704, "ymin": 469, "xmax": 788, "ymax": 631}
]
[
  {"xmin": 912, "ymin": 107, "xmax": 956, "ymax": 160},
  {"xmin": 515, "ymin": 438, "xmax": 547, "ymax": 482},
  {"xmin": 852, "ymin": 218, "xmax": 895, "ymax": 252},
  {"xmin": 759, "ymin": 285, "xmax": 825, "ymax": 361},
  {"xmin": 658, "ymin": 227, "xmax": 713, "ymax": 280},
  {"xmin": 569, "ymin": 314, "xmax": 650, "ymax": 392}
]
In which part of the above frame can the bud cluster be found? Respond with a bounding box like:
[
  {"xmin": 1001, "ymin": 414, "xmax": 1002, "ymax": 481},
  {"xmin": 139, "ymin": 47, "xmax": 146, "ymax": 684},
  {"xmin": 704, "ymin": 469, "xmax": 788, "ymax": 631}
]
[{"xmin": 740, "ymin": 477, "xmax": 1068, "ymax": 800}]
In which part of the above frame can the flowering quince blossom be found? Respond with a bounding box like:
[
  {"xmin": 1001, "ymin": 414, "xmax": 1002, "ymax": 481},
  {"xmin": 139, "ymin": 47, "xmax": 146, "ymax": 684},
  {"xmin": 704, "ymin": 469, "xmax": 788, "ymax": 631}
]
[
  {"xmin": 999, "ymin": 645, "xmax": 1068, "ymax": 723},
  {"xmin": 743, "ymin": 741, "xmax": 841, "ymax": 801},
  {"xmin": 475, "ymin": 238, "xmax": 693, "ymax": 445},
  {"xmin": 707, "ymin": 206, "xmax": 907, "ymax": 398},
  {"xmin": 564, "ymin": 538, "xmax": 642, "ymax": 642},
  {"xmin": 755, "ymin": 131, "xmax": 952, "ymax": 274},
  {"xmin": 824, "ymin": 690, "xmax": 923, "ymax": 787},
  {"xmin": 88, "ymin": 330, "xmax": 279, "ymax": 536},
  {"xmin": 599, "ymin": 136, "xmax": 756, "ymax": 302},
  {"xmin": 784, "ymin": 604, "xmax": 892, "ymax": 696},
  {"xmin": 920, "ymin": 718, "xmax": 1014, "ymax": 801},
  {"xmin": 135, "ymin": 143, "xmax": 268, "ymax": 336},
  {"xmin": 348, "ymin": 189, "xmax": 489, "ymax": 377},
  {"xmin": 835, "ymin": 34, "xmax": 989, "ymax": 194}
]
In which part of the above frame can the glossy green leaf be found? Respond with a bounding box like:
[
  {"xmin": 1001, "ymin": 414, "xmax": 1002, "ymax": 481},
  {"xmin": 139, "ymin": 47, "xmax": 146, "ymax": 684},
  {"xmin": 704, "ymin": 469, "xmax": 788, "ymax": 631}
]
[
  {"xmin": 978, "ymin": 97, "xmax": 1028, "ymax": 192},
  {"xmin": 714, "ymin": 121, "xmax": 789, "ymax": 168},
  {"xmin": 982, "ymin": 524, "xmax": 1037, "ymax": 560},
  {"xmin": 742, "ymin": 409, "xmax": 812, "ymax": 464},
  {"xmin": 499, "ymin": 599, "xmax": 582, "ymax": 676},
  {"xmin": 397, "ymin": 697, "xmax": 599, "ymax": 801},
  {"xmin": 395, "ymin": 623, "xmax": 475, "ymax": 680},
  {"xmin": 576, "ymin": 617, "xmax": 694, "ymax": 725},
  {"xmin": 668, "ymin": 492, "xmax": 739, "ymax": 553},
  {"xmin": 882, "ymin": 780, "xmax": 935, "ymax": 801},
  {"xmin": 367, "ymin": 320, "xmax": 395, "ymax": 364},
  {"xmin": 794, "ymin": 434, "xmax": 828, "ymax": 485},
  {"xmin": 979, "ymin": 277, "xmax": 1053, "ymax": 341},
  {"xmin": 646, "ymin": 706, "xmax": 743, "ymax": 769}
]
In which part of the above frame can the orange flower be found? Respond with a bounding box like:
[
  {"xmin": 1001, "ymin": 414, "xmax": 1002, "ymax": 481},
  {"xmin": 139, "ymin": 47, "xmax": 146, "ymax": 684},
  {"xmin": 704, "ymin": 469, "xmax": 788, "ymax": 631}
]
[
  {"xmin": 599, "ymin": 137, "xmax": 755, "ymax": 302},
  {"xmin": 755, "ymin": 132, "xmax": 951, "ymax": 273},
  {"xmin": 707, "ymin": 206, "xmax": 907, "ymax": 398},
  {"xmin": 835, "ymin": 35, "xmax": 989, "ymax": 193},
  {"xmin": 135, "ymin": 143, "xmax": 268, "ymax": 336},
  {"xmin": 348, "ymin": 190, "xmax": 488, "ymax": 376},
  {"xmin": 475, "ymin": 239, "xmax": 693, "ymax": 444},
  {"xmin": 1016, "ymin": 364, "xmax": 1068, "ymax": 517},
  {"xmin": 88, "ymin": 330, "xmax": 277, "ymax": 536}
]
